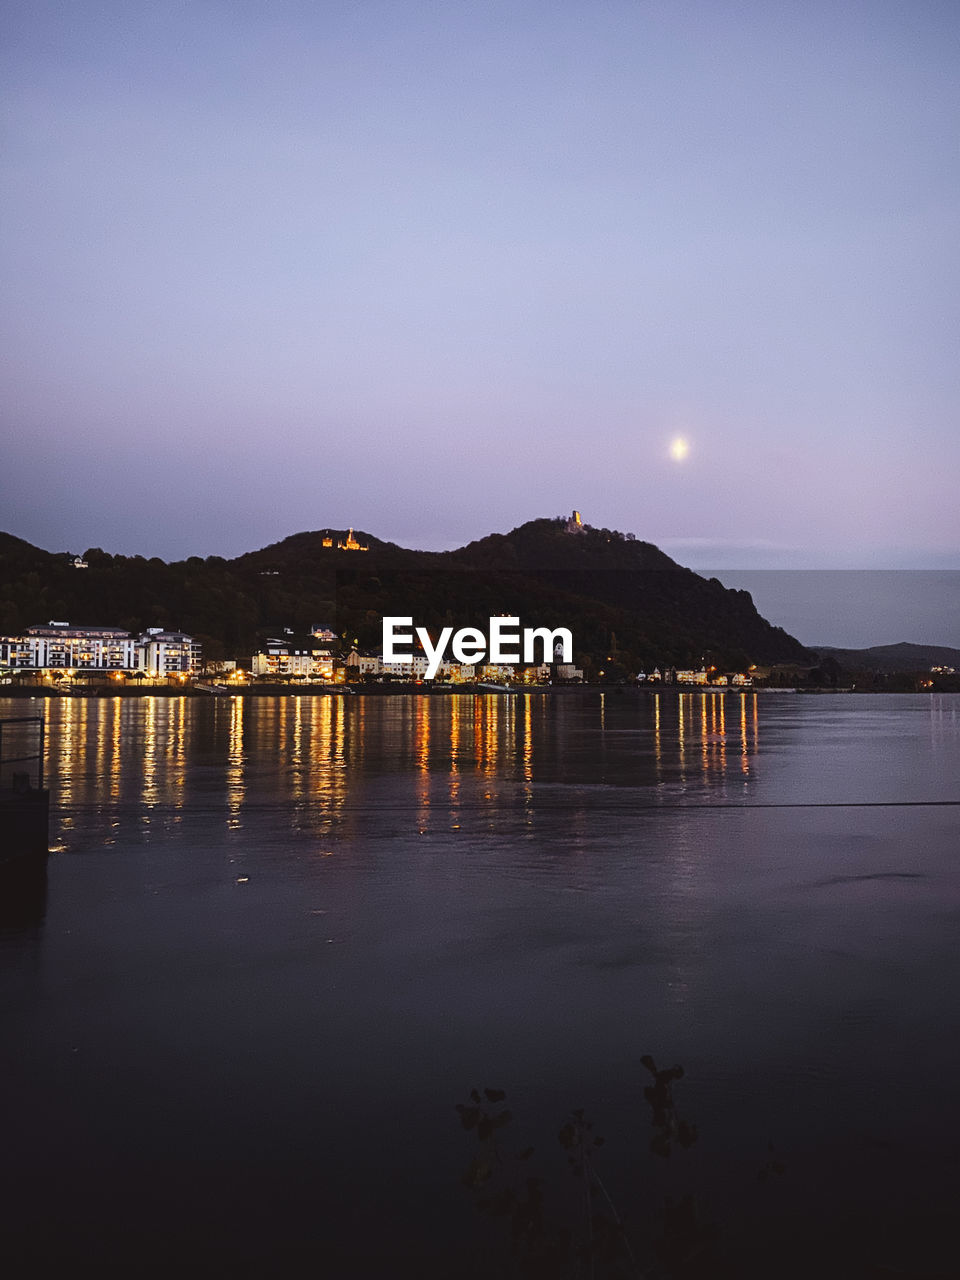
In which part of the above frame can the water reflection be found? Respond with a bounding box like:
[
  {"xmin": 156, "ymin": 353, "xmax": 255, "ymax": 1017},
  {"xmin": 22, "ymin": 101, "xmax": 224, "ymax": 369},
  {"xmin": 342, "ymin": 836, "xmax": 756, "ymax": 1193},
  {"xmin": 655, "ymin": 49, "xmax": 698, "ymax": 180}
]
[
  {"xmin": 226, "ymin": 696, "xmax": 244, "ymax": 829},
  {"xmin": 929, "ymin": 693, "xmax": 958, "ymax": 750},
  {"xmin": 142, "ymin": 696, "xmax": 158, "ymax": 813},
  {"xmin": 415, "ymin": 696, "xmax": 430, "ymax": 827},
  {"xmin": 25, "ymin": 690, "xmax": 783, "ymax": 852}
]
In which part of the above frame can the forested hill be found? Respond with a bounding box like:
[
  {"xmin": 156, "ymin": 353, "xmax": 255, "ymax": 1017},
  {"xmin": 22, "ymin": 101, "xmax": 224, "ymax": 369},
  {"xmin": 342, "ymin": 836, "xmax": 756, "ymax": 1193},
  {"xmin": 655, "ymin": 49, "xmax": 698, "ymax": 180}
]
[
  {"xmin": 813, "ymin": 642, "xmax": 960, "ymax": 673},
  {"xmin": 0, "ymin": 518, "xmax": 810, "ymax": 671}
]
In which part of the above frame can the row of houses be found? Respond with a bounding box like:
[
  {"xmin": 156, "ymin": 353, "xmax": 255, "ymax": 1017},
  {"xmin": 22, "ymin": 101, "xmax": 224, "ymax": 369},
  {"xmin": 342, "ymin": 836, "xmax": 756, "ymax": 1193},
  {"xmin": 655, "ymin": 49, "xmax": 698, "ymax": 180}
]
[
  {"xmin": 254, "ymin": 637, "xmax": 584, "ymax": 684},
  {"xmin": 0, "ymin": 623, "xmax": 200, "ymax": 677},
  {"xmin": 255, "ymin": 645, "xmax": 756, "ymax": 687},
  {"xmin": 0, "ymin": 623, "xmax": 582, "ymax": 685},
  {"xmin": 1, "ymin": 623, "xmax": 750, "ymax": 688},
  {"xmin": 640, "ymin": 668, "xmax": 754, "ymax": 687},
  {"xmin": 341, "ymin": 648, "xmax": 584, "ymax": 684}
]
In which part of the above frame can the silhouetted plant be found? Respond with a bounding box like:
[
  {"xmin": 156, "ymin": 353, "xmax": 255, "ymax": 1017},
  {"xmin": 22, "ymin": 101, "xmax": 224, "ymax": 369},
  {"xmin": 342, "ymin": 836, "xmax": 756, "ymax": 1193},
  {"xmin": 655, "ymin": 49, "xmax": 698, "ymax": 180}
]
[
  {"xmin": 456, "ymin": 1087, "xmax": 642, "ymax": 1277},
  {"xmin": 558, "ymin": 1108, "xmax": 638, "ymax": 1277},
  {"xmin": 456, "ymin": 1058, "xmax": 780, "ymax": 1278},
  {"xmin": 640, "ymin": 1056, "xmax": 698, "ymax": 1159},
  {"xmin": 456, "ymin": 1086, "xmax": 574, "ymax": 1278}
]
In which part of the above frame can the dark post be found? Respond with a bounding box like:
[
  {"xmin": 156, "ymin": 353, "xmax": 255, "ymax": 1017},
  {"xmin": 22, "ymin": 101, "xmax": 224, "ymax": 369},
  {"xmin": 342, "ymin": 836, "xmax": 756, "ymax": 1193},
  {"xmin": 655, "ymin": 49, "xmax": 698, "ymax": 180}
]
[{"xmin": 0, "ymin": 716, "xmax": 50, "ymax": 869}]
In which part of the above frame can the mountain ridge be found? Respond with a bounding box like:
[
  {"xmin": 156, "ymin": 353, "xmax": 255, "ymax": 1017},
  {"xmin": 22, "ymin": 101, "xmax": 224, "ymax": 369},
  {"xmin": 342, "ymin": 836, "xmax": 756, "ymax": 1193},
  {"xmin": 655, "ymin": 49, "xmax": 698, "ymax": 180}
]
[
  {"xmin": 1, "ymin": 516, "xmax": 811, "ymax": 670},
  {"xmin": 812, "ymin": 642, "xmax": 960, "ymax": 672}
]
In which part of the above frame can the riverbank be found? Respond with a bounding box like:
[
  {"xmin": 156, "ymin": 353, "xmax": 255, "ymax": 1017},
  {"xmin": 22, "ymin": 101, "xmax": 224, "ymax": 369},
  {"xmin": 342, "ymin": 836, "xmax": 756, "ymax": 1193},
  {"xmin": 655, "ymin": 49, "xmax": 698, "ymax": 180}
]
[
  {"xmin": 0, "ymin": 682, "xmax": 889, "ymax": 698},
  {"xmin": 2, "ymin": 682, "xmax": 634, "ymax": 698}
]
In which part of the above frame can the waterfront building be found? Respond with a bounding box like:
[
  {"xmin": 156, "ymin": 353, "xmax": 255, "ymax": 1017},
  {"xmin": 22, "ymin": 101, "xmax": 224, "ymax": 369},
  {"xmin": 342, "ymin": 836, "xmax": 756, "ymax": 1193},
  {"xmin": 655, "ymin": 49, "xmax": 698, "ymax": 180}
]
[
  {"xmin": 0, "ymin": 635, "xmax": 34, "ymax": 669},
  {"xmin": 555, "ymin": 663, "xmax": 584, "ymax": 682},
  {"xmin": 343, "ymin": 648, "xmax": 382, "ymax": 677},
  {"xmin": 0, "ymin": 622, "xmax": 140, "ymax": 672},
  {"xmin": 380, "ymin": 652, "xmax": 430, "ymax": 680},
  {"xmin": 137, "ymin": 629, "xmax": 202, "ymax": 676},
  {"xmin": 676, "ymin": 669, "xmax": 710, "ymax": 685},
  {"xmin": 0, "ymin": 622, "xmax": 201, "ymax": 677},
  {"xmin": 435, "ymin": 661, "xmax": 476, "ymax": 683},
  {"xmin": 477, "ymin": 663, "xmax": 518, "ymax": 683},
  {"xmin": 520, "ymin": 664, "xmax": 552, "ymax": 683},
  {"xmin": 251, "ymin": 639, "xmax": 334, "ymax": 680}
]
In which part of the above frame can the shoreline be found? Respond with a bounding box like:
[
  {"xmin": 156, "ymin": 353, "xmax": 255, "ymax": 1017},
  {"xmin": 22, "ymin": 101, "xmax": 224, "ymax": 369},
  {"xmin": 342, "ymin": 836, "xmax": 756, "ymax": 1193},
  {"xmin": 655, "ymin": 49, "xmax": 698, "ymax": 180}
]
[{"xmin": 1, "ymin": 683, "xmax": 945, "ymax": 699}]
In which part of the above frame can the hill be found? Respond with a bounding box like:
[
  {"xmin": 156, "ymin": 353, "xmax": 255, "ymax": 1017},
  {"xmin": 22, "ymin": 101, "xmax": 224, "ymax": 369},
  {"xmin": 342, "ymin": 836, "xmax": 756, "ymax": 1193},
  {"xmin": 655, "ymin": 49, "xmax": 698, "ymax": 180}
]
[
  {"xmin": 812, "ymin": 642, "xmax": 960, "ymax": 673},
  {"xmin": 0, "ymin": 516, "xmax": 811, "ymax": 671}
]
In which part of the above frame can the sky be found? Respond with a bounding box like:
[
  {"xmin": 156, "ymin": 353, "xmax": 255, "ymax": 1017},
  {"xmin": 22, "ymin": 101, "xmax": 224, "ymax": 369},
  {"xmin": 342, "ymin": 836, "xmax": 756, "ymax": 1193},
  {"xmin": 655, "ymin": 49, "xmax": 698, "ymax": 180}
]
[
  {"xmin": 705, "ymin": 570, "xmax": 960, "ymax": 648},
  {"xmin": 2, "ymin": 1, "xmax": 959, "ymax": 586}
]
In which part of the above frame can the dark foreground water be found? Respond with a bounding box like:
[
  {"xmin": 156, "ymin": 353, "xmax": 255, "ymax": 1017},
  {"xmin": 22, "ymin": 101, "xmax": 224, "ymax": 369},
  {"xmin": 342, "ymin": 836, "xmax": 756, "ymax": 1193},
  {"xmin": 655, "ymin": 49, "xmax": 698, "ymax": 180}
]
[{"xmin": 1, "ymin": 692, "xmax": 958, "ymax": 1277}]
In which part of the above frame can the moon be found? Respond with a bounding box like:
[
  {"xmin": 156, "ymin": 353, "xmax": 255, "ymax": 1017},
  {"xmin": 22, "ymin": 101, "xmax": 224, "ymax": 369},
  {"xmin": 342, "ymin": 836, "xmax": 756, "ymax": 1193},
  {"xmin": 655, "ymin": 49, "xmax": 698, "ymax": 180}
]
[{"xmin": 669, "ymin": 436, "xmax": 690, "ymax": 462}]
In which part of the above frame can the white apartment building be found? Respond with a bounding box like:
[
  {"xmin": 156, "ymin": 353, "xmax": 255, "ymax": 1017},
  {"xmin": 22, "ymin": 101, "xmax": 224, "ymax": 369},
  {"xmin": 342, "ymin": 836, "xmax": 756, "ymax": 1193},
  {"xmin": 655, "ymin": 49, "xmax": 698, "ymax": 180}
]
[
  {"xmin": 0, "ymin": 622, "xmax": 200, "ymax": 676},
  {"xmin": 0, "ymin": 623, "xmax": 140, "ymax": 671},
  {"xmin": 380, "ymin": 653, "xmax": 430, "ymax": 680},
  {"xmin": 343, "ymin": 649, "xmax": 382, "ymax": 677},
  {"xmin": 251, "ymin": 642, "xmax": 334, "ymax": 680},
  {"xmin": 139, "ymin": 628, "xmax": 202, "ymax": 677}
]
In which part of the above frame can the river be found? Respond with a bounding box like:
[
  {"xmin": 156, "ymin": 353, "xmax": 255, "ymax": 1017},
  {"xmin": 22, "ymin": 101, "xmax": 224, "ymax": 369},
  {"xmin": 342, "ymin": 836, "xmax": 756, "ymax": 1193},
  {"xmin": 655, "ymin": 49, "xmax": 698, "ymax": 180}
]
[{"xmin": 1, "ymin": 691, "xmax": 958, "ymax": 1277}]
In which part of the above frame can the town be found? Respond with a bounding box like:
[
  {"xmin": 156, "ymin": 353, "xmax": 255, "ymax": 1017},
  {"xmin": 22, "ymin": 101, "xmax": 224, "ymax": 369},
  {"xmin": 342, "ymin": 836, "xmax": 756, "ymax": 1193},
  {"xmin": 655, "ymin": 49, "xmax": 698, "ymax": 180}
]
[{"xmin": 0, "ymin": 618, "xmax": 763, "ymax": 690}]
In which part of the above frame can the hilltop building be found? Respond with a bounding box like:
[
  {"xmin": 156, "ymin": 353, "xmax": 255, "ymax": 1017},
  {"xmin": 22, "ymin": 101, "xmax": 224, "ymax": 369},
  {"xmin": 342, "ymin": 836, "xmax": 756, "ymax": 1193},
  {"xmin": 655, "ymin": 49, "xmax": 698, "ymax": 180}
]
[
  {"xmin": 318, "ymin": 528, "xmax": 368, "ymax": 551},
  {"xmin": 338, "ymin": 528, "xmax": 368, "ymax": 551}
]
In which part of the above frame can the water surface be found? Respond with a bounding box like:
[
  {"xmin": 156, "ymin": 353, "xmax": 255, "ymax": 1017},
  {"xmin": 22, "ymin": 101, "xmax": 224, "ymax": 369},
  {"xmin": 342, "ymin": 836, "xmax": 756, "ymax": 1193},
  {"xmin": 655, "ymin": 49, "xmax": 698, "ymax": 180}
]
[{"xmin": 2, "ymin": 692, "xmax": 958, "ymax": 1276}]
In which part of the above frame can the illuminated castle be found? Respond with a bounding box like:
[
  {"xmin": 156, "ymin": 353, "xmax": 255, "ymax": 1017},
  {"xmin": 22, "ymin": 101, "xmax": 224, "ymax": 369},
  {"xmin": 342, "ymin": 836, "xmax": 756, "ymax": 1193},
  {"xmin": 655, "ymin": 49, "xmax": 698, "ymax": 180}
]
[
  {"xmin": 339, "ymin": 528, "xmax": 368, "ymax": 551},
  {"xmin": 564, "ymin": 509, "xmax": 584, "ymax": 533},
  {"xmin": 320, "ymin": 528, "xmax": 368, "ymax": 551}
]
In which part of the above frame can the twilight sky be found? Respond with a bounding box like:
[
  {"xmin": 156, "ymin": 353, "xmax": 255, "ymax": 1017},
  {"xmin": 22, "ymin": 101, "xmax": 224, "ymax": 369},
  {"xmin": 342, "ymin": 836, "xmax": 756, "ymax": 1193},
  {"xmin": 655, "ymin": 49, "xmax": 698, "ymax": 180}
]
[{"xmin": 2, "ymin": 0, "xmax": 958, "ymax": 572}]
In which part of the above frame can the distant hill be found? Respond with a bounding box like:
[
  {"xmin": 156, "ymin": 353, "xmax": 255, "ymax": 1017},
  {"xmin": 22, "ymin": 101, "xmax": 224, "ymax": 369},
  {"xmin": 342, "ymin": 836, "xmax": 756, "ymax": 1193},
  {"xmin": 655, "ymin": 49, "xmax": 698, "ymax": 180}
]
[
  {"xmin": 813, "ymin": 642, "xmax": 960, "ymax": 673},
  {"xmin": 0, "ymin": 516, "xmax": 811, "ymax": 671},
  {"xmin": 233, "ymin": 517, "xmax": 810, "ymax": 670}
]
